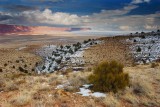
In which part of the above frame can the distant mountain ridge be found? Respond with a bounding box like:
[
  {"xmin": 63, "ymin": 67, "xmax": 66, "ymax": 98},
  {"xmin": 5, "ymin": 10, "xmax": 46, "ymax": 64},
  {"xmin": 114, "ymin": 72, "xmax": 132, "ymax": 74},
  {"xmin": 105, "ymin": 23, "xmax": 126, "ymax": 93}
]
[
  {"xmin": 0, "ymin": 24, "xmax": 91, "ymax": 35},
  {"xmin": 0, "ymin": 24, "xmax": 31, "ymax": 34}
]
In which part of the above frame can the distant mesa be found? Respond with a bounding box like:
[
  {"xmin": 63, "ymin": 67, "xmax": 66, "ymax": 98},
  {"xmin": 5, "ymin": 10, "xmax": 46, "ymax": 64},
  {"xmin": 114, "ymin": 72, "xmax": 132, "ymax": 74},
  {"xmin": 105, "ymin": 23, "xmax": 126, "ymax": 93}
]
[
  {"xmin": 0, "ymin": 24, "xmax": 91, "ymax": 35},
  {"xmin": 67, "ymin": 28, "xmax": 91, "ymax": 32},
  {"xmin": 0, "ymin": 24, "xmax": 31, "ymax": 34}
]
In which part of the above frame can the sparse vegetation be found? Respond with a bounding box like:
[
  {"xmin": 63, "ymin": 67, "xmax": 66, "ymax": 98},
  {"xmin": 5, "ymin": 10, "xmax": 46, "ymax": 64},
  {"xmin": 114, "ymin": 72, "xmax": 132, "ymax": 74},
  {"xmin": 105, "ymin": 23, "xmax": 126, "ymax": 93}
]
[
  {"xmin": 19, "ymin": 66, "xmax": 25, "ymax": 72},
  {"xmin": 136, "ymin": 46, "xmax": 141, "ymax": 52},
  {"xmin": 5, "ymin": 82, "xmax": 19, "ymax": 92},
  {"xmin": 132, "ymin": 78, "xmax": 155, "ymax": 97},
  {"xmin": 88, "ymin": 61, "xmax": 129, "ymax": 93},
  {"xmin": 151, "ymin": 62, "xmax": 159, "ymax": 68},
  {"xmin": 0, "ymin": 34, "xmax": 160, "ymax": 107},
  {"xmin": 4, "ymin": 63, "xmax": 7, "ymax": 67},
  {"xmin": 102, "ymin": 93, "xmax": 121, "ymax": 107},
  {"xmin": 16, "ymin": 60, "xmax": 19, "ymax": 63},
  {"xmin": 24, "ymin": 64, "xmax": 27, "ymax": 68},
  {"xmin": 12, "ymin": 65, "xmax": 15, "ymax": 69},
  {"xmin": 0, "ymin": 68, "xmax": 3, "ymax": 72},
  {"xmin": 134, "ymin": 39, "xmax": 137, "ymax": 42},
  {"xmin": 10, "ymin": 91, "xmax": 32, "ymax": 106}
]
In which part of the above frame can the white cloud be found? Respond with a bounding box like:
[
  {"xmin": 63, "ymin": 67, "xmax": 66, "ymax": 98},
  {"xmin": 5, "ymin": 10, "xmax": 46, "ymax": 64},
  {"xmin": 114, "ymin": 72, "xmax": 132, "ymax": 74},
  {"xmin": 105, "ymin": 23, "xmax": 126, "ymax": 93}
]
[
  {"xmin": 131, "ymin": 0, "xmax": 151, "ymax": 4},
  {"xmin": 0, "ymin": 0, "xmax": 159, "ymax": 31},
  {"xmin": 144, "ymin": 25, "xmax": 159, "ymax": 30},
  {"xmin": 3, "ymin": 9, "xmax": 82, "ymax": 26},
  {"xmin": 92, "ymin": 5, "xmax": 138, "ymax": 18},
  {"xmin": 120, "ymin": 26, "xmax": 130, "ymax": 31}
]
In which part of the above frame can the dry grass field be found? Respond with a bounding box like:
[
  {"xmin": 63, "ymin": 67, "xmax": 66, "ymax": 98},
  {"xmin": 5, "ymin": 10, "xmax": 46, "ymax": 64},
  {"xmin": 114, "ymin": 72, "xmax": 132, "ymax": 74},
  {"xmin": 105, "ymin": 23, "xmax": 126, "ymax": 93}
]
[
  {"xmin": 0, "ymin": 62, "xmax": 159, "ymax": 107},
  {"xmin": 0, "ymin": 35, "xmax": 159, "ymax": 107},
  {"xmin": 84, "ymin": 36, "xmax": 134, "ymax": 67},
  {"xmin": 0, "ymin": 49, "xmax": 41, "ymax": 74}
]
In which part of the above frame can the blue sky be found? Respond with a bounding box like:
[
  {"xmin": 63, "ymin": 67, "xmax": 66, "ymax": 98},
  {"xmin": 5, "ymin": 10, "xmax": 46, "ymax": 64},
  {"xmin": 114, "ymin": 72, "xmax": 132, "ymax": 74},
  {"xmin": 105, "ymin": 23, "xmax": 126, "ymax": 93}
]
[{"xmin": 0, "ymin": 0, "xmax": 159, "ymax": 31}]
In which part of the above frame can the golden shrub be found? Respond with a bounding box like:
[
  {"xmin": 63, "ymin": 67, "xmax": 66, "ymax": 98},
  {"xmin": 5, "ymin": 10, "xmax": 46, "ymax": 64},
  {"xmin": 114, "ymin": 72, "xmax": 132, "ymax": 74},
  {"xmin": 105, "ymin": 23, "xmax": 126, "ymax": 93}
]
[{"xmin": 89, "ymin": 61, "xmax": 129, "ymax": 93}]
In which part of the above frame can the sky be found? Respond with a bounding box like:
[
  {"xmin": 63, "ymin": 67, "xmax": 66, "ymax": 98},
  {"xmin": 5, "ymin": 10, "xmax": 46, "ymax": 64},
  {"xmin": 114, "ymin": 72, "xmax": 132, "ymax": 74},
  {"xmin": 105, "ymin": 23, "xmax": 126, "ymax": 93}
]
[{"xmin": 0, "ymin": 0, "xmax": 160, "ymax": 31}]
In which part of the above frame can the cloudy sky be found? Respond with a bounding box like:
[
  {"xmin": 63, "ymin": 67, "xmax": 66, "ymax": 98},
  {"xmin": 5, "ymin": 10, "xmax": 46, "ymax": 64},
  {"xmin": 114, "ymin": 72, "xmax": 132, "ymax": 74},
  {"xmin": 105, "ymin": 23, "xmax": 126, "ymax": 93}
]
[{"xmin": 0, "ymin": 0, "xmax": 159, "ymax": 31}]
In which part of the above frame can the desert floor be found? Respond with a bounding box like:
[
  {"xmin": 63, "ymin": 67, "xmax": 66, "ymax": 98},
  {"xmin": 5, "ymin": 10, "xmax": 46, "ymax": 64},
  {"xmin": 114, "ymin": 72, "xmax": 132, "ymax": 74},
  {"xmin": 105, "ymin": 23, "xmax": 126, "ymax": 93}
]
[
  {"xmin": 0, "ymin": 34, "xmax": 99, "ymax": 49},
  {"xmin": 84, "ymin": 36, "xmax": 134, "ymax": 67},
  {"xmin": 0, "ymin": 35, "xmax": 159, "ymax": 107}
]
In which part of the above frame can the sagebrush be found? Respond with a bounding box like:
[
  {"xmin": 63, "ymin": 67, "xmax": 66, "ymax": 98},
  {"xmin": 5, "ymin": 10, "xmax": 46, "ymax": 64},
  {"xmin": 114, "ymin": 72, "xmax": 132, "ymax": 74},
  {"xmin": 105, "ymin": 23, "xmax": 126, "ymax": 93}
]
[{"xmin": 89, "ymin": 61, "xmax": 129, "ymax": 93}]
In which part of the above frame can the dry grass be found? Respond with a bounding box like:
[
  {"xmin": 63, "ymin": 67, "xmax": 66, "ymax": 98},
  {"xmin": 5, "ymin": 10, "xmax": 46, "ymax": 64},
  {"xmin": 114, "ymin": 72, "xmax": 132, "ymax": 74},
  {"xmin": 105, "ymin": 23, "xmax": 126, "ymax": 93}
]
[
  {"xmin": 131, "ymin": 78, "xmax": 155, "ymax": 97},
  {"xmin": 84, "ymin": 37, "xmax": 134, "ymax": 67},
  {"xmin": 102, "ymin": 93, "xmax": 121, "ymax": 107},
  {"xmin": 1, "ymin": 36, "xmax": 160, "ymax": 107},
  {"xmin": 0, "ymin": 49, "xmax": 41, "ymax": 74},
  {"xmin": 4, "ymin": 82, "xmax": 19, "ymax": 92},
  {"xmin": 151, "ymin": 62, "xmax": 159, "ymax": 68},
  {"xmin": 0, "ymin": 59, "xmax": 159, "ymax": 107},
  {"xmin": 9, "ymin": 91, "xmax": 32, "ymax": 106},
  {"xmin": 64, "ymin": 71, "xmax": 91, "ymax": 92},
  {"xmin": 122, "ymin": 64, "xmax": 160, "ymax": 106},
  {"xmin": 122, "ymin": 92, "xmax": 139, "ymax": 105}
]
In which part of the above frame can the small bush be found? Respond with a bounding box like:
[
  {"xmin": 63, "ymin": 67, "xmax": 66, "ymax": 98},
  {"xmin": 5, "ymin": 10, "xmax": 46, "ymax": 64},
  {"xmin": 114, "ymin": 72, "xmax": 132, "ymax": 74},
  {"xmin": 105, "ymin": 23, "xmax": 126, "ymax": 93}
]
[
  {"xmin": 136, "ymin": 47, "xmax": 141, "ymax": 52},
  {"xmin": 83, "ymin": 40, "xmax": 88, "ymax": 44},
  {"xmin": 141, "ymin": 35, "xmax": 145, "ymax": 39},
  {"xmin": 88, "ymin": 61, "xmax": 129, "ymax": 93},
  {"xmin": 60, "ymin": 45, "xmax": 63, "ymax": 49},
  {"xmin": 69, "ymin": 49, "xmax": 74, "ymax": 54},
  {"xmin": 12, "ymin": 66, "xmax": 15, "ymax": 69},
  {"xmin": 4, "ymin": 63, "xmax": 7, "ymax": 67},
  {"xmin": 151, "ymin": 62, "xmax": 159, "ymax": 68},
  {"xmin": 19, "ymin": 67, "xmax": 24, "ymax": 72},
  {"xmin": 134, "ymin": 39, "xmax": 137, "ymax": 42},
  {"xmin": 24, "ymin": 64, "xmax": 27, "ymax": 68},
  {"xmin": 151, "ymin": 40, "xmax": 155, "ymax": 44},
  {"xmin": 42, "ymin": 66, "xmax": 46, "ymax": 70},
  {"xmin": 0, "ymin": 68, "xmax": 3, "ymax": 72},
  {"xmin": 16, "ymin": 60, "xmax": 19, "ymax": 63},
  {"xmin": 56, "ymin": 59, "xmax": 62, "ymax": 64},
  {"xmin": 35, "ymin": 62, "xmax": 38, "ymax": 66},
  {"xmin": 32, "ymin": 68, "xmax": 35, "ymax": 72}
]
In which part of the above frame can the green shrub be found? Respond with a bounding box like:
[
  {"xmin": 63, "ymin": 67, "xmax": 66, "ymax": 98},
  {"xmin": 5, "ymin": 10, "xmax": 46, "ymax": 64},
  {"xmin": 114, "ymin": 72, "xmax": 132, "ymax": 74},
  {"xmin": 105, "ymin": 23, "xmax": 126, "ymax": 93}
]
[
  {"xmin": 136, "ymin": 46, "xmax": 141, "ymax": 52},
  {"xmin": 12, "ymin": 66, "xmax": 15, "ymax": 69},
  {"xmin": 24, "ymin": 64, "xmax": 27, "ymax": 68},
  {"xmin": 88, "ymin": 61, "xmax": 129, "ymax": 93},
  {"xmin": 32, "ymin": 68, "xmax": 35, "ymax": 72},
  {"xmin": 19, "ymin": 67, "xmax": 24, "ymax": 72},
  {"xmin": 69, "ymin": 49, "xmax": 74, "ymax": 54},
  {"xmin": 0, "ymin": 68, "xmax": 3, "ymax": 72},
  {"xmin": 83, "ymin": 40, "xmax": 88, "ymax": 44},
  {"xmin": 16, "ymin": 60, "xmax": 19, "ymax": 63},
  {"xmin": 4, "ymin": 63, "xmax": 7, "ymax": 67},
  {"xmin": 60, "ymin": 45, "xmax": 63, "ymax": 49},
  {"xmin": 133, "ymin": 39, "xmax": 137, "ymax": 42}
]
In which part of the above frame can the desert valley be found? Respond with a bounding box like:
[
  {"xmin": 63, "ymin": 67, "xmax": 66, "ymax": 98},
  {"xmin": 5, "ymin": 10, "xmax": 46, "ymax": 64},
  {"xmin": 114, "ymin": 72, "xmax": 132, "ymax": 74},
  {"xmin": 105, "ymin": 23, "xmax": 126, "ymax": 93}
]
[
  {"xmin": 0, "ymin": 0, "xmax": 160, "ymax": 107},
  {"xmin": 0, "ymin": 27, "xmax": 160, "ymax": 107}
]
